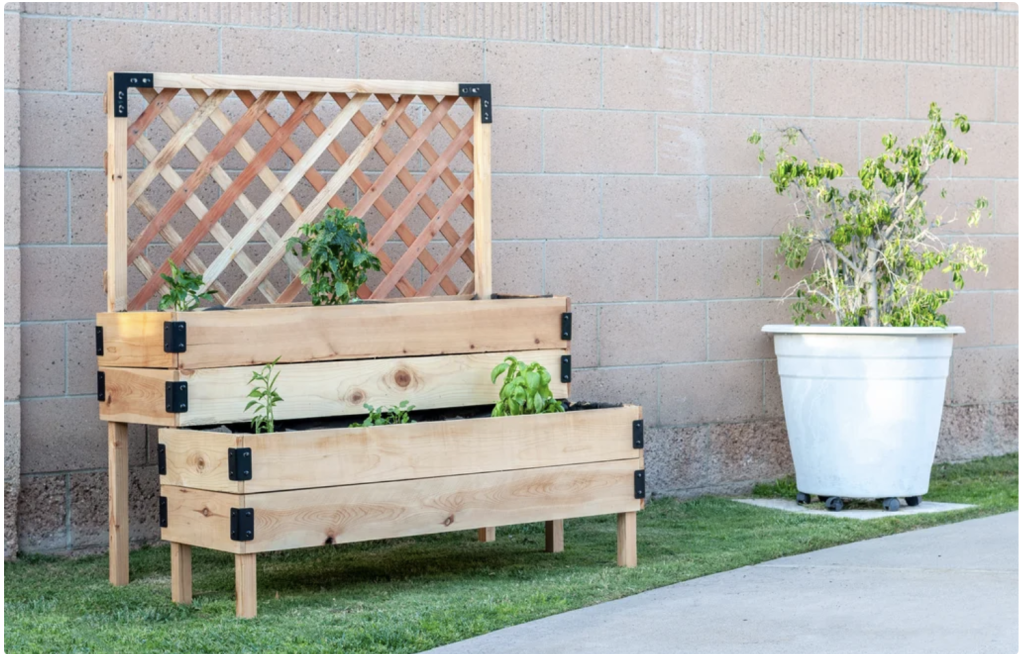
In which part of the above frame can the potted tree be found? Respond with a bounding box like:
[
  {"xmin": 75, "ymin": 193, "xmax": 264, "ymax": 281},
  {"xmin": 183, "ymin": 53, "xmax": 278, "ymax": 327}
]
[{"xmin": 751, "ymin": 104, "xmax": 989, "ymax": 512}]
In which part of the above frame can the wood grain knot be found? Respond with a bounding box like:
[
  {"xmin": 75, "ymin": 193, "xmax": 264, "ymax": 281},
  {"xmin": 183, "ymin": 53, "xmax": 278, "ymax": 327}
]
[
  {"xmin": 195, "ymin": 457, "xmax": 205, "ymax": 471},
  {"xmin": 394, "ymin": 370, "xmax": 412, "ymax": 388},
  {"xmin": 348, "ymin": 389, "xmax": 365, "ymax": 404},
  {"xmin": 201, "ymin": 507, "xmax": 210, "ymax": 517},
  {"xmin": 443, "ymin": 515, "xmax": 455, "ymax": 527}
]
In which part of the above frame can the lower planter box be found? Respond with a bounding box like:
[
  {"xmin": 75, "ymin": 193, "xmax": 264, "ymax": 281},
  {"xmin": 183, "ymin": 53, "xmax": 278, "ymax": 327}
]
[{"xmin": 159, "ymin": 404, "xmax": 645, "ymax": 617}]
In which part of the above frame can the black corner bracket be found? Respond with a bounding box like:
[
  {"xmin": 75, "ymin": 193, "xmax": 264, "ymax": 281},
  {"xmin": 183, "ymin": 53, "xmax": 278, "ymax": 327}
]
[
  {"xmin": 230, "ymin": 508, "xmax": 255, "ymax": 542},
  {"xmin": 97, "ymin": 371, "xmax": 106, "ymax": 401},
  {"xmin": 112, "ymin": 72, "xmax": 154, "ymax": 118},
  {"xmin": 634, "ymin": 470, "xmax": 646, "ymax": 499},
  {"xmin": 163, "ymin": 321, "xmax": 187, "ymax": 353},
  {"xmin": 458, "ymin": 83, "xmax": 492, "ymax": 123},
  {"xmin": 95, "ymin": 325, "xmax": 104, "ymax": 356},
  {"xmin": 561, "ymin": 312, "xmax": 572, "ymax": 340},
  {"xmin": 632, "ymin": 419, "xmax": 644, "ymax": 449},
  {"xmin": 159, "ymin": 496, "xmax": 168, "ymax": 528},
  {"xmin": 165, "ymin": 381, "xmax": 188, "ymax": 414},
  {"xmin": 560, "ymin": 355, "xmax": 571, "ymax": 384},
  {"xmin": 228, "ymin": 447, "xmax": 253, "ymax": 482}
]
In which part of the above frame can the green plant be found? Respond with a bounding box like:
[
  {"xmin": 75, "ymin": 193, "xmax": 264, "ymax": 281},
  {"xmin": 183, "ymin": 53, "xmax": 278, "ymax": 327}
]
[
  {"xmin": 288, "ymin": 208, "xmax": 381, "ymax": 306},
  {"xmin": 158, "ymin": 260, "xmax": 214, "ymax": 311},
  {"xmin": 490, "ymin": 356, "xmax": 564, "ymax": 417},
  {"xmin": 749, "ymin": 103, "xmax": 988, "ymax": 327},
  {"xmin": 245, "ymin": 357, "xmax": 283, "ymax": 434},
  {"xmin": 350, "ymin": 401, "xmax": 416, "ymax": 427}
]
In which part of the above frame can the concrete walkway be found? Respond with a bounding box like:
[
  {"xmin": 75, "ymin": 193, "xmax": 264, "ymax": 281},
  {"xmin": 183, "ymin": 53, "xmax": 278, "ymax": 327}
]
[{"xmin": 429, "ymin": 512, "xmax": 1019, "ymax": 654}]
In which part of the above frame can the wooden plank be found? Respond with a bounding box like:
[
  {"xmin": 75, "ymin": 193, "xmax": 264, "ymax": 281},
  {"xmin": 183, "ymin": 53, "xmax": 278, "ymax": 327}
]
[
  {"xmin": 472, "ymin": 99, "xmax": 493, "ymax": 298},
  {"xmin": 545, "ymin": 520, "xmax": 564, "ymax": 553},
  {"xmin": 160, "ymin": 405, "xmax": 641, "ymax": 493},
  {"xmin": 96, "ymin": 311, "xmax": 175, "ymax": 368},
  {"xmin": 163, "ymin": 459, "xmax": 642, "ymax": 554},
  {"xmin": 98, "ymin": 367, "xmax": 177, "ymax": 426},
  {"xmin": 170, "ymin": 542, "xmax": 192, "ymax": 604},
  {"xmin": 176, "ymin": 349, "xmax": 568, "ymax": 427},
  {"xmin": 477, "ymin": 527, "xmax": 495, "ymax": 543},
  {"xmin": 108, "ymin": 422, "xmax": 130, "ymax": 585},
  {"xmin": 235, "ymin": 554, "xmax": 258, "ymax": 619},
  {"xmin": 617, "ymin": 512, "xmax": 637, "ymax": 568},
  {"xmin": 161, "ymin": 484, "xmax": 242, "ymax": 553},
  {"xmin": 152, "ymin": 73, "xmax": 461, "ymax": 96},
  {"xmin": 106, "ymin": 72, "xmax": 129, "ymax": 312}
]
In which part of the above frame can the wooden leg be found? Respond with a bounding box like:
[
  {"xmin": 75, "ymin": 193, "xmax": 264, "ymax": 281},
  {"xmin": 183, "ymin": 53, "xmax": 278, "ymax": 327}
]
[
  {"xmin": 235, "ymin": 553, "xmax": 257, "ymax": 619},
  {"xmin": 545, "ymin": 520, "xmax": 564, "ymax": 553},
  {"xmin": 616, "ymin": 512, "xmax": 637, "ymax": 568},
  {"xmin": 170, "ymin": 543, "xmax": 192, "ymax": 604},
  {"xmin": 108, "ymin": 422, "xmax": 130, "ymax": 586},
  {"xmin": 477, "ymin": 527, "xmax": 495, "ymax": 542}
]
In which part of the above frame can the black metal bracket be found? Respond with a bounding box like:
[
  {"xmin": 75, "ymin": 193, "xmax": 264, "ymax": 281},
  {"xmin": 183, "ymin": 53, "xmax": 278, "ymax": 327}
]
[
  {"xmin": 157, "ymin": 443, "xmax": 166, "ymax": 475},
  {"xmin": 560, "ymin": 355, "xmax": 571, "ymax": 383},
  {"xmin": 458, "ymin": 83, "xmax": 492, "ymax": 123},
  {"xmin": 112, "ymin": 72, "xmax": 154, "ymax": 118},
  {"xmin": 634, "ymin": 470, "xmax": 646, "ymax": 499},
  {"xmin": 165, "ymin": 381, "xmax": 188, "ymax": 413},
  {"xmin": 163, "ymin": 321, "xmax": 187, "ymax": 353},
  {"xmin": 228, "ymin": 447, "xmax": 253, "ymax": 481},
  {"xmin": 632, "ymin": 420, "xmax": 644, "ymax": 449},
  {"xmin": 230, "ymin": 508, "xmax": 255, "ymax": 542},
  {"xmin": 95, "ymin": 326, "xmax": 104, "ymax": 356},
  {"xmin": 159, "ymin": 496, "xmax": 168, "ymax": 528},
  {"xmin": 561, "ymin": 312, "xmax": 572, "ymax": 340},
  {"xmin": 97, "ymin": 372, "xmax": 106, "ymax": 401}
]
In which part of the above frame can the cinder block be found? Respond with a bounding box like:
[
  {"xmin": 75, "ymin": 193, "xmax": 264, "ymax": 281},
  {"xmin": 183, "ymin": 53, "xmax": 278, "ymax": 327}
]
[
  {"xmin": 4, "ymin": 247, "xmax": 19, "ymax": 323},
  {"xmin": 491, "ymin": 108, "xmax": 543, "ymax": 173},
  {"xmin": 956, "ymin": 235, "xmax": 1018, "ymax": 290},
  {"xmin": 20, "ymin": 245, "xmax": 105, "ymax": 320},
  {"xmin": 22, "ymin": 3, "xmax": 145, "ymax": 18},
  {"xmin": 644, "ymin": 425, "xmax": 709, "ymax": 492},
  {"xmin": 957, "ymin": 10, "xmax": 1017, "ymax": 66},
  {"xmin": 546, "ymin": 240, "xmax": 657, "ymax": 302},
  {"xmin": 706, "ymin": 420, "xmax": 792, "ymax": 484},
  {"xmin": 951, "ymin": 347, "xmax": 1018, "ymax": 403},
  {"xmin": 291, "ymin": 2, "xmax": 419, "ymax": 33},
  {"xmin": 992, "ymin": 292, "xmax": 1018, "ymax": 345},
  {"xmin": 813, "ymin": 60, "xmax": 906, "ymax": 119},
  {"xmin": 926, "ymin": 178, "xmax": 996, "ymax": 235},
  {"xmin": 67, "ymin": 465, "xmax": 161, "ymax": 549},
  {"xmin": 571, "ymin": 366, "xmax": 659, "ymax": 420},
  {"xmin": 70, "ymin": 20, "xmax": 218, "ymax": 92},
  {"xmin": 69, "ymin": 170, "xmax": 106, "ymax": 244},
  {"xmin": 5, "ymin": 91, "xmax": 18, "ymax": 167},
  {"xmin": 570, "ymin": 303, "xmax": 598, "ymax": 368},
  {"xmin": 711, "ymin": 177, "xmax": 796, "ymax": 238},
  {"xmin": 602, "ymin": 176, "xmax": 708, "ymax": 238},
  {"xmin": 989, "ymin": 402, "xmax": 1018, "ymax": 455},
  {"xmin": 658, "ymin": 114, "xmax": 761, "ymax": 175},
  {"xmin": 4, "ymin": 394, "xmax": 18, "ymax": 480},
  {"xmin": 4, "ymin": 12, "xmax": 19, "ymax": 89},
  {"xmin": 492, "ymin": 240, "xmax": 544, "ymax": 296},
  {"xmin": 4, "ymin": 325, "xmax": 19, "ymax": 402},
  {"xmin": 764, "ymin": 359, "xmax": 783, "ymax": 418},
  {"xmin": 599, "ymin": 302, "xmax": 706, "ymax": 365},
  {"xmin": 492, "ymin": 175, "xmax": 600, "ymax": 239},
  {"xmin": 908, "ymin": 64, "xmax": 997, "ymax": 122},
  {"xmin": 708, "ymin": 299, "xmax": 792, "ymax": 361},
  {"xmin": 993, "ymin": 181, "xmax": 1019, "ymax": 234},
  {"xmin": 65, "ymin": 320, "xmax": 97, "ymax": 395},
  {"xmin": 545, "ymin": 110, "xmax": 656, "ymax": 173},
  {"xmin": 4, "ymin": 479, "xmax": 18, "ymax": 559},
  {"xmin": 764, "ymin": 2, "xmax": 858, "ymax": 58},
  {"xmin": 547, "ymin": 2, "xmax": 656, "ymax": 47},
  {"xmin": 20, "ymin": 170, "xmax": 68, "ymax": 244},
  {"xmin": 16, "ymin": 473, "xmax": 65, "ymax": 552},
  {"xmin": 20, "ymin": 396, "xmax": 147, "ymax": 474},
  {"xmin": 485, "ymin": 41, "xmax": 600, "ymax": 109},
  {"xmin": 659, "ymin": 360, "xmax": 765, "ymax": 424},
  {"xmin": 4, "ymin": 171, "xmax": 19, "ymax": 246},
  {"xmin": 658, "ymin": 239, "xmax": 761, "ymax": 301},
  {"xmin": 19, "ymin": 92, "xmax": 103, "ymax": 167},
  {"xmin": 861, "ymin": 119, "xmax": 951, "ymax": 177},
  {"xmin": 863, "ymin": 5, "xmax": 953, "ymax": 63},
  {"xmin": 942, "ymin": 292, "xmax": 992, "ymax": 347},
  {"xmin": 935, "ymin": 404, "xmax": 991, "ymax": 463},
  {"xmin": 712, "ymin": 54, "xmax": 811, "ymax": 116},
  {"xmin": 19, "ymin": 17, "xmax": 66, "ymax": 91},
  {"xmin": 423, "ymin": 2, "xmax": 543, "ymax": 39},
  {"xmin": 758, "ymin": 117, "xmax": 860, "ymax": 170},
  {"xmin": 361, "ymin": 35, "xmax": 482, "ymax": 82},
  {"xmin": 660, "ymin": 2, "xmax": 759, "ymax": 52},
  {"xmin": 20, "ymin": 322, "xmax": 64, "ymax": 398},
  {"xmin": 949, "ymin": 122, "xmax": 1018, "ymax": 179},
  {"xmin": 997, "ymin": 68, "xmax": 1018, "ymax": 122},
  {"xmin": 150, "ymin": 3, "xmax": 290, "ymax": 27},
  {"xmin": 603, "ymin": 49, "xmax": 709, "ymax": 112},
  {"xmin": 221, "ymin": 27, "xmax": 357, "ymax": 78}
]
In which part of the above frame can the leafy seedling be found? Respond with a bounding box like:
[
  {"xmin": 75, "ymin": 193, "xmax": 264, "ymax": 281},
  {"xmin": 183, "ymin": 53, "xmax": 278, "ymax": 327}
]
[
  {"xmin": 158, "ymin": 260, "xmax": 214, "ymax": 311},
  {"xmin": 245, "ymin": 357, "xmax": 283, "ymax": 434},
  {"xmin": 350, "ymin": 401, "xmax": 416, "ymax": 428},
  {"xmin": 490, "ymin": 356, "xmax": 564, "ymax": 417},
  {"xmin": 288, "ymin": 208, "xmax": 381, "ymax": 305}
]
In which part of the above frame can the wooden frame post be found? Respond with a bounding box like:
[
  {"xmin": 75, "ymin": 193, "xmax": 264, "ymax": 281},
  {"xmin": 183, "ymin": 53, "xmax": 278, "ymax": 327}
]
[
  {"xmin": 477, "ymin": 527, "xmax": 495, "ymax": 543},
  {"xmin": 170, "ymin": 543, "xmax": 192, "ymax": 604},
  {"xmin": 471, "ymin": 95, "xmax": 492, "ymax": 299},
  {"xmin": 616, "ymin": 512, "xmax": 637, "ymax": 568},
  {"xmin": 235, "ymin": 553, "xmax": 258, "ymax": 618},
  {"xmin": 545, "ymin": 520, "xmax": 564, "ymax": 553},
  {"xmin": 107, "ymin": 422, "xmax": 130, "ymax": 585}
]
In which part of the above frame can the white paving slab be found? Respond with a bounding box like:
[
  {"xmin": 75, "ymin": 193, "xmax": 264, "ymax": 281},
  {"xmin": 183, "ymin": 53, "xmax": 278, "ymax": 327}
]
[{"xmin": 734, "ymin": 497, "xmax": 975, "ymax": 520}]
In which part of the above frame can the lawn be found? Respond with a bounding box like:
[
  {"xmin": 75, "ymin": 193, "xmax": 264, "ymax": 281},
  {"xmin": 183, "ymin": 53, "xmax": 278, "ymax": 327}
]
[{"xmin": 4, "ymin": 453, "xmax": 1017, "ymax": 653}]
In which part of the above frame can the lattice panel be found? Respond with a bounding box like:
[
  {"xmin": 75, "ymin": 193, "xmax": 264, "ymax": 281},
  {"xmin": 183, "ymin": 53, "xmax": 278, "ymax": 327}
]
[{"xmin": 105, "ymin": 73, "xmax": 492, "ymax": 311}]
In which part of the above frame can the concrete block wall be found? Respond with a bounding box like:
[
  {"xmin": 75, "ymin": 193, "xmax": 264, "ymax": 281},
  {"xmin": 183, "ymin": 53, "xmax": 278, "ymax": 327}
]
[{"xmin": 3, "ymin": 1, "xmax": 1019, "ymax": 557}]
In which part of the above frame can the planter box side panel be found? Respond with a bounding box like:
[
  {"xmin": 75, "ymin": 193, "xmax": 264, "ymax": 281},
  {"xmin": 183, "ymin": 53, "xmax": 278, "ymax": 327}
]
[
  {"xmin": 99, "ymin": 367, "xmax": 179, "ymax": 426},
  {"xmin": 96, "ymin": 312, "xmax": 177, "ymax": 368},
  {"xmin": 161, "ymin": 485, "xmax": 243, "ymax": 553},
  {"xmin": 160, "ymin": 405, "xmax": 642, "ymax": 493}
]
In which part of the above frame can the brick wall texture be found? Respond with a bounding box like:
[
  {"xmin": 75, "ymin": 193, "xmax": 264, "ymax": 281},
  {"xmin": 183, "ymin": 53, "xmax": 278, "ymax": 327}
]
[{"xmin": 3, "ymin": 1, "xmax": 1019, "ymax": 557}]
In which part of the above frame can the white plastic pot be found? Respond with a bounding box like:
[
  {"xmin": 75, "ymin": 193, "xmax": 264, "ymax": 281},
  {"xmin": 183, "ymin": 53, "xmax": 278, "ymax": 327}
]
[{"xmin": 762, "ymin": 325, "xmax": 963, "ymax": 500}]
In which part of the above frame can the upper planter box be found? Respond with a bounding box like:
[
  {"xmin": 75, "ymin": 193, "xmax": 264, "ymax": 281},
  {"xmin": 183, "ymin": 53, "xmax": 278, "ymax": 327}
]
[{"xmin": 97, "ymin": 296, "xmax": 573, "ymax": 427}]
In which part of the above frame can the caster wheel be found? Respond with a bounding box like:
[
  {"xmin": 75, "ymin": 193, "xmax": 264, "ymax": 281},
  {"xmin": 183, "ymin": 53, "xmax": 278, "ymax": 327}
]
[
  {"xmin": 882, "ymin": 498, "xmax": 901, "ymax": 512},
  {"xmin": 824, "ymin": 496, "xmax": 844, "ymax": 512},
  {"xmin": 818, "ymin": 495, "xmax": 832, "ymax": 504},
  {"xmin": 796, "ymin": 492, "xmax": 812, "ymax": 505},
  {"xmin": 905, "ymin": 496, "xmax": 921, "ymax": 507}
]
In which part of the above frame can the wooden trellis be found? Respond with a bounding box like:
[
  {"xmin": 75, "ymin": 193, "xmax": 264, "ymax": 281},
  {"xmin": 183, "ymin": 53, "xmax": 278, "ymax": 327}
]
[{"xmin": 105, "ymin": 72, "xmax": 492, "ymax": 313}]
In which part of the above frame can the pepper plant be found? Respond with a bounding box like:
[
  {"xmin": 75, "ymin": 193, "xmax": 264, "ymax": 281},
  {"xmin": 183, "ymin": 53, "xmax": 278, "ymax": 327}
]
[
  {"xmin": 749, "ymin": 103, "xmax": 988, "ymax": 327},
  {"xmin": 350, "ymin": 401, "xmax": 416, "ymax": 428},
  {"xmin": 490, "ymin": 356, "xmax": 564, "ymax": 417},
  {"xmin": 158, "ymin": 260, "xmax": 214, "ymax": 311},
  {"xmin": 245, "ymin": 357, "xmax": 283, "ymax": 434},
  {"xmin": 287, "ymin": 208, "xmax": 381, "ymax": 305}
]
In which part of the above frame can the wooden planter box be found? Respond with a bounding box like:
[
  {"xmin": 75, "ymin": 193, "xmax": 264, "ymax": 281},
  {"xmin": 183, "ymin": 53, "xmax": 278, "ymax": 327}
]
[{"xmin": 159, "ymin": 404, "xmax": 645, "ymax": 617}]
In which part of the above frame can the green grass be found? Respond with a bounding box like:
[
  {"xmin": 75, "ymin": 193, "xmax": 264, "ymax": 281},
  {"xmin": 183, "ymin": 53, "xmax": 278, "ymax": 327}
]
[{"xmin": 5, "ymin": 453, "xmax": 1017, "ymax": 653}]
